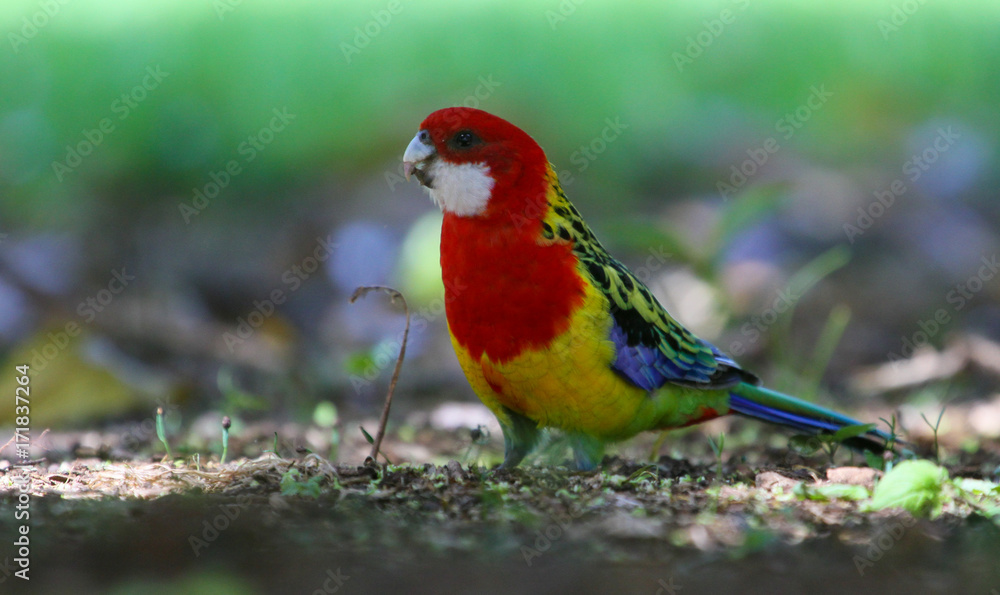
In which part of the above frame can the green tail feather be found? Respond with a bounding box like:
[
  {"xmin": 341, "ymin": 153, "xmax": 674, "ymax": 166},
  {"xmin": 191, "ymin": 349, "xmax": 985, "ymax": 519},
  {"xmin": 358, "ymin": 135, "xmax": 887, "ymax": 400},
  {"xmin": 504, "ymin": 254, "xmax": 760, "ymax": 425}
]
[{"xmin": 730, "ymin": 383, "xmax": 892, "ymax": 446}]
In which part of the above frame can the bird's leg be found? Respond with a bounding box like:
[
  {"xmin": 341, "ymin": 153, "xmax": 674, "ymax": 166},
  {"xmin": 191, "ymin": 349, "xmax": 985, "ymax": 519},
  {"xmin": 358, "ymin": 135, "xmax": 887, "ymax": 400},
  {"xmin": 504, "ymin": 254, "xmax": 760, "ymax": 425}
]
[
  {"xmin": 569, "ymin": 433, "xmax": 605, "ymax": 471},
  {"xmin": 499, "ymin": 407, "xmax": 541, "ymax": 469}
]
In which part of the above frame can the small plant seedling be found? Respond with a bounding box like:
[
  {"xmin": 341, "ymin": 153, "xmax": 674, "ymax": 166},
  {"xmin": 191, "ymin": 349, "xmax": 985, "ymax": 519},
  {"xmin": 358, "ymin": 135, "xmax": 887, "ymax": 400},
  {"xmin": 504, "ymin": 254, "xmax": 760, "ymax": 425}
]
[
  {"xmin": 280, "ymin": 468, "xmax": 324, "ymax": 498},
  {"xmin": 921, "ymin": 406, "xmax": 946, "ymax": 463},
  {"xmin": 156, "ymin": 407, "xmax": 173, "ymax": 460},
  {"xmin": 867, "ymin": 414, "xmax": 903, "ymax": 472},
  {"xmin": 707, "ymin": 432, "xmax": 725, "ymax": 480},
  {"xmin": 823, "ymin": 423, "xmax": 877, "ymax": 464},
  {"xmin": 360, "ymin": 426, "xmax": 393, "ymax": 465},
  {"xmin": 789, "ymin": 423, "xmax": 876, "ymax": 465},
  {"xmin": 648, "ymin": 430, "xmax": 670, "ymax": 463},
  {"xmin": 462, "ymin": 424, "xmax": 490, "ymax": 464},
  {"xmin": 221, "ymin": 415, "xmax": 231, "ymax": 464}
]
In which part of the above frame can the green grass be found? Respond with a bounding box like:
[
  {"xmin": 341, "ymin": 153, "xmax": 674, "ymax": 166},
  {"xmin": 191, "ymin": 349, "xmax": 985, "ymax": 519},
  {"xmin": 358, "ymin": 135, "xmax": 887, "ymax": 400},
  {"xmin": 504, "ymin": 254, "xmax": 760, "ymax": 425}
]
[{"xmin": 2, "ymin": 0, "xmax": 998, "ymax": 227}]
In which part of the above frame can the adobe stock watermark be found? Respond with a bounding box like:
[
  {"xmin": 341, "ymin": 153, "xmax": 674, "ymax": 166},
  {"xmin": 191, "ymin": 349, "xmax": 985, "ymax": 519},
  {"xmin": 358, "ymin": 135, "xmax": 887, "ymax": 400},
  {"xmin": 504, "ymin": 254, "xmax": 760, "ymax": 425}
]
[
  {"xmin": 673, "ymin": 0, "xmax": 750, "ymax": 73},
  {"xmin": 212, "ymin": 0, "xmax": 244, "ymax": 20},
  {"xmin": 853, "ymin": 515, "xmax": 917, "ymax": 575},
  {"xmin": 567, "ymin": 116, "xmax": 629, "ymax": 175},
  {"xmin": 629, "ymin": 246, "xmax": 673, "ymax": 286},
  {"xmin": 179, "ymin": 107, "xmax": 296, "ymax": 223},
  {"xmin": 385, "ymin": 75, "xmax": 502, "ymax": 192},
  {"xmin": 8, "ymin": 0, "xmax": 72, "ymax": 54},
  {"xmin": 726, "ymin": 283, "xmax": 803, "ymax": 357},
  {"xmin": 27, "ymin": 268, "xmax": 135, "ymax": 373},
  {"xmin": 545, "ymin": 0, "xmax": 587, "ymax": 30},
  {"xmin": 189, "ymin": 493, "xmax": 252, "ymax": 557},
  {"xmin": 520, "ymin": 507, "xmax": 586, "ymax": 566},
  {"xmin": 528, "ymin": 115, "xmax": 629, "ymax": 193},
  {"xmin": 51, "ymin": 65, "xmax": 169, "ymax": 181},
  {"xmin": 340, "ymin": 0, "xmax": 403, "ymax": 64},
  {"xmin": 877, "ymin": 0, "xmax": 928, "ymax": 40},
  {"xmin": 655, "ymin": 577, "xmax": 683, "ymax": 595},
  {"xmin": 844, "ymin": 126, "xmax": 960, "ymax": 243},
  {"xmin": 222, "ymin": 234, "xmax": 337, "ymax": 352},
  {"xmin": 9, "ymin": 468, "xmax": 31, "ymax": 581},
  {"xmin": 726, "ymin": 247, "xmax": 850, "ymax": 357},
  {"xmin": 888, "ymin": 252, "xmax": 999, "ymax": 366},
  {"xmin": 311, "ymin": 568, "xmax": 350, "ymax": 595},
  {"xmin": 717, "ymin": 84, "xmax": 833, "ymax": 200}
]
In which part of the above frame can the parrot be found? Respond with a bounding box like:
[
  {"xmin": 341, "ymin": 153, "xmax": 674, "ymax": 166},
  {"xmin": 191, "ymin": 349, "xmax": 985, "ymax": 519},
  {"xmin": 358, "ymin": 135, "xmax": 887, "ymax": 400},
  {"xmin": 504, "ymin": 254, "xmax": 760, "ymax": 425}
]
[{"xmin": 401, "ymin": 107, "xmax": 891, "ymax": 470}]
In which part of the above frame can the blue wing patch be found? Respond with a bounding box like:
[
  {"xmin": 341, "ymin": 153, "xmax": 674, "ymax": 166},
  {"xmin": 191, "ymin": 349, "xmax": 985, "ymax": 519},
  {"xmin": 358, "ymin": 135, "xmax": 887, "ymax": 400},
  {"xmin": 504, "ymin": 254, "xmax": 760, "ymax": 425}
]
[
  {"xmin": 609, "ymin": 319, "xmax": 748, "ymax": 391},
  {"xmin": 609, "ymin": 322, "xmax": 718, "ymax": 390}
]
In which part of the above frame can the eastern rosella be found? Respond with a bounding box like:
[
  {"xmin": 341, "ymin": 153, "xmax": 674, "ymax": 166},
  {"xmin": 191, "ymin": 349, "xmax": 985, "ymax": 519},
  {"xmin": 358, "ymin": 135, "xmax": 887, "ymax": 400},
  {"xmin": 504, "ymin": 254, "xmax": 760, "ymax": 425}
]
[{"xmin": 402, "ymin": 107, "xmax": 889, "ymax": 470}]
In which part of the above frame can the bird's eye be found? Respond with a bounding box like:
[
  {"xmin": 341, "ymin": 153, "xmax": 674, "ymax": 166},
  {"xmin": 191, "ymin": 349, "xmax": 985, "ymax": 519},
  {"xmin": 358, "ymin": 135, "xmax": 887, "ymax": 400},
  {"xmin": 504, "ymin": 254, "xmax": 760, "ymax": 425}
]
[
  {"xmin": 417, "ymin": 129, "xmax": 431, "ymax": 144},
  {"xmin": 450, "ymin": 130, "xmax": 481, "ymax": 150}
]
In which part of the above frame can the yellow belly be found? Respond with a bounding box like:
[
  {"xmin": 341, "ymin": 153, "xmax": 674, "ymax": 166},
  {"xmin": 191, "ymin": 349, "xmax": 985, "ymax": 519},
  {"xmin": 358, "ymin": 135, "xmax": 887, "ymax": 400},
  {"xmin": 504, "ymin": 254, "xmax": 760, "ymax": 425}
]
[{"xmin": 450, "ymin": 280, "xmax": 655, "ymax": 440}]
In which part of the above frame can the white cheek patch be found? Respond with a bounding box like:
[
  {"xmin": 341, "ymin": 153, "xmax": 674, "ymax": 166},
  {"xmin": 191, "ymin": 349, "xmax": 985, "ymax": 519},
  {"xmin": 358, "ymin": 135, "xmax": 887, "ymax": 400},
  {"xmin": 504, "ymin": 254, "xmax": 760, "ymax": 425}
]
[{"xmin": 425, "ymin": 160, "xmax": 495, "ymax": 217}]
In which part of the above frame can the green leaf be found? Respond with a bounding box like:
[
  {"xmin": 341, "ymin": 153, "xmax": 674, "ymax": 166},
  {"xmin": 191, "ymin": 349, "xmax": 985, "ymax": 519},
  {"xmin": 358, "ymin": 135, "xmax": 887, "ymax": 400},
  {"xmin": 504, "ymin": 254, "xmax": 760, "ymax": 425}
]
[
  {"xmin": 868, "ymin": 460, "xmax": 949, "ymax": 517},
  {"xmin": 344, "ymin": 350, "xmax": 378, "ymax": 377},
  {"xmin": 831, "ymin": 423, "xmax": 877, "ymax": 443},
  {"xmin": 795, "ymin": 483, "xmax": 870, "ymax": 501},
  {"xmin": 952, "ymin": 477, "xmax": 1000, "ymax": 496},
  {"xmin": 312, "ymin": 401, "xmax": 339, "ymax": 427},
  {"xmin": 279, "ymin": 469, "xmax": 301, "ymax": 495},
  {"xmin": 863, "ymin": 450, "xmax": 885, "ymax": 471},
  {"xmin": 280, "ymin": 469, "xmax": 323, "ymax": 498},
  {"xmin": 360, "ymin": 426, "xmax": 375, "ymax": 445},
  {"xmin": 788, "ymin": 434, "xmax": 822, "ymax": 455}
]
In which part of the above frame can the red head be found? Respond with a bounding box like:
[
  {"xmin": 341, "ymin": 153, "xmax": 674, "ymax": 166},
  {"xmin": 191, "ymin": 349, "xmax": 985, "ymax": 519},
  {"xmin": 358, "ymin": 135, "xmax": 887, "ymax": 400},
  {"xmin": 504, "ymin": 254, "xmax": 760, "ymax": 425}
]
[{"xmin": 402, "ymin": 108, "xmax": 549, "ymax": 219}]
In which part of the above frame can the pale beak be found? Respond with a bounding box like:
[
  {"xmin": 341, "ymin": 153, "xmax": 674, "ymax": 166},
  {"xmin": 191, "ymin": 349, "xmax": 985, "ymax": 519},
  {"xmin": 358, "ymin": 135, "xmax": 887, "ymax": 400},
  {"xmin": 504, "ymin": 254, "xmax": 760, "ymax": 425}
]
[{"xmin": 402, "ymin": 130, "xmax": 436, "ymax": 185}]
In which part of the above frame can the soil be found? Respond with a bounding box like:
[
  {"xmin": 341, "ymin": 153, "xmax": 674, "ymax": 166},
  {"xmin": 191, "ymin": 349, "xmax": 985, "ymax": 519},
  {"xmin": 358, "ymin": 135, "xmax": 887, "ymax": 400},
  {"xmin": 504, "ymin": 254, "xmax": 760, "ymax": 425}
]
[{"xmin": 2, "ymin": 418, "xmax": 998, "ymax": 595}]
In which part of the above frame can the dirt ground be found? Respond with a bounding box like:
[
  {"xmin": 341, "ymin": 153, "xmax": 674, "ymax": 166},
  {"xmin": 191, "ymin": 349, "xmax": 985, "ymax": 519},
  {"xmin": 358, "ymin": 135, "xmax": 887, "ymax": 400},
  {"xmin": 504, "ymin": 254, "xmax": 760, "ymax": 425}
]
[{"xmin": 1, "ymin": 414, "xmax": 999, "ymax": 595}]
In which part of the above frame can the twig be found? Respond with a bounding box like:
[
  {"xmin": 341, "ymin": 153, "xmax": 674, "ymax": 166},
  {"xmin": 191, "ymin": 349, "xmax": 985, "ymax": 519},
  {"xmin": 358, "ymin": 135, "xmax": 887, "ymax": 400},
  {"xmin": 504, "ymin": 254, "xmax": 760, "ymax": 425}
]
[
  {"xmin": 0, "ymin": 434, "xmax": 14, "ymax": 456},
  {"xmin": 350, "ymin": 285, "xmax": 411, "ymax": 464}
]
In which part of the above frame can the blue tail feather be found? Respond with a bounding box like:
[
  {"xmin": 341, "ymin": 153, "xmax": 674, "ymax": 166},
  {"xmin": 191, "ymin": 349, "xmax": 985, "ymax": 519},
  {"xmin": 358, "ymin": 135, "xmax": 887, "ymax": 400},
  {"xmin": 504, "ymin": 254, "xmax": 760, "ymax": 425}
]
[
  {"xmin": 728, "ymin": 395, "xmax": 845, "ymax": 434},
  {"xmin": 728, "ymin": 383, "xmax": 893, "ymax": 450}
]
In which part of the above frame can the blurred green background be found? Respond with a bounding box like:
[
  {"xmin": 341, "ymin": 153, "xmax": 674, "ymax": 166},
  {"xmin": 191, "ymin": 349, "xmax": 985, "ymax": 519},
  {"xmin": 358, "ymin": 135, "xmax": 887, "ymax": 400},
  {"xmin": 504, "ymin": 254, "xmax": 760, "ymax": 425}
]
[{"xmin": 1, "ymin": 0, "xmax": 998, "ymax": 443}]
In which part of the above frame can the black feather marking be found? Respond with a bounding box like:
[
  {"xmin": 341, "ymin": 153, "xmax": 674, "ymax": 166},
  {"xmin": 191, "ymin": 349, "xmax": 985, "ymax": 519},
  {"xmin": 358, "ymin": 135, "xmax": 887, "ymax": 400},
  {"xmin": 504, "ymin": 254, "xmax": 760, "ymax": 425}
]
[
  {"xmin": 562, "ymin": 190, "xmax": 747, "ymax": 392},
  {"xmin": 662, "ymin": 330, "xmax": 681, "ymax": 354},
  {"xmin": 610, "ymin": 304, "xmax": 659, "ymax": 347},
  {"xmin": 541, "ymin": 222, "xmax": 554, "ymax": 239},
  {"xmin": 585, "ymin": 259, "xmax": 609, "ymax": 287}
]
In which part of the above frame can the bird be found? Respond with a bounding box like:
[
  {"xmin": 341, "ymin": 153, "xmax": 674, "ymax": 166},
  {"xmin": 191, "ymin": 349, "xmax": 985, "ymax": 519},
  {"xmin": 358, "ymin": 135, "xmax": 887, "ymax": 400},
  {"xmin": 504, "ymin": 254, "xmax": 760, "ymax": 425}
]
[{"xmin": 401, "ymin": 107, "xmax": 891, "ymax": 470}]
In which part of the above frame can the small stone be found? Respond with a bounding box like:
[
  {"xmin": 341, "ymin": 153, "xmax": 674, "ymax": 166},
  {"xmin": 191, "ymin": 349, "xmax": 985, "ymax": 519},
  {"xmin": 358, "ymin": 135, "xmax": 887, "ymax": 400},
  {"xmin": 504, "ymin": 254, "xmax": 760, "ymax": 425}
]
[
  {"xmin": 755, "ymin": 471, "xmax": 799, "ymax": 491},
  {"xmin": 826, "ymin": 466, "xmax": 881, "ymax": 488},
  {"xmin": 446, "ymin": 460, "xmax": 463, "ymax": 482}
]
